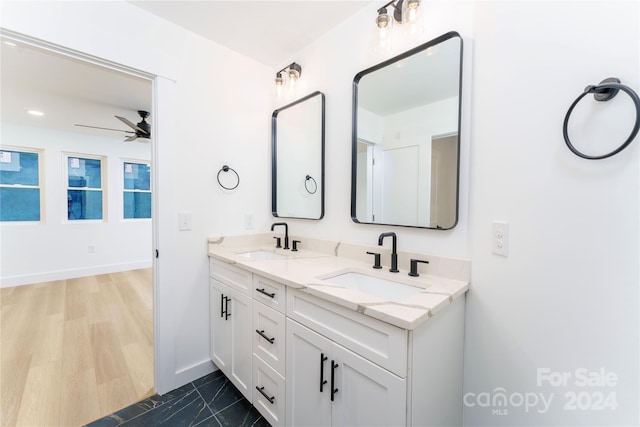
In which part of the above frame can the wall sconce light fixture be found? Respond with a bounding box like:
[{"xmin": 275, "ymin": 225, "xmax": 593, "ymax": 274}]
[
  {"xmin": 275, "ymin": 62, "xmax": 302, "ymax": 97},
  {"xmin": 376, "ymin": 0, "xmax": 422, "ymax": 46}
]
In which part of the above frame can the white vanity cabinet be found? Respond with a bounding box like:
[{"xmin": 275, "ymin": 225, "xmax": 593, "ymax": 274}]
[
  {"xmin": 209, "ymin": 256, "xmax": 466, "ymax": 427},
  {"xmin": 286, "ymin": 318, "xmax": 406, "ymax": 427},
  {"xmin": 286, "ymin": 288, "xmax": 465, "ymax": 427},
  {"xmin": 209, "ymin": 261, "xmax": 253, "ymax": 401}
]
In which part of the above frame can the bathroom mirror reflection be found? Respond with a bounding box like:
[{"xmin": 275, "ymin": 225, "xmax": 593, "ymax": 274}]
[
  {"xmin": 352, "ymin": 31, "xmax": 462, "ymax": 229},
  {"xmin": 272, "ymin": 91, "xmax": 325, "ymax": 220}
]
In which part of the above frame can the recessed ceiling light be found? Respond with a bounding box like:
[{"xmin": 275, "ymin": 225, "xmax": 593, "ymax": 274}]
[{"xmin": 27, "ymin": 110, "xmax": 44, "ymax": 116}]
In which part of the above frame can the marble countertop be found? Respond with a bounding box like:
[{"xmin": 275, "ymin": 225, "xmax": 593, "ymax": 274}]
[{"xmin": 208, "ymin": 233, "xmax": 470, "ymax": 330}]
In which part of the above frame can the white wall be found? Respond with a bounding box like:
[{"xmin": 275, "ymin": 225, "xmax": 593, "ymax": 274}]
[
  {"xmin": 1, "ymin": 124, "xmax": 152, "ymax": 286},
  {"xmin": 1, "ymin": 0, "xmax": 273, "ymax": 393},
  {"xmin": 465, "ymin": 1, "xmax": 639, "ymax": 425}
]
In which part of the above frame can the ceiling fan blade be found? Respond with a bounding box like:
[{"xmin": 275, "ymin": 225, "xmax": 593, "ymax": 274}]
[
  {"xmin": 124, "ymin": 135, "xmax": 138, "ymax": 142},
  {"xmin": 115, "ymin": 115, "xmax": 149, "ymax": 135},
  {"xmin": 75, "ymin": 124, "xmax": 135, "ymax": 134}
]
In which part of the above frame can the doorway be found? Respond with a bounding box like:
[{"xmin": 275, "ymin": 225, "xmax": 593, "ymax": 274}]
[{"xmin": 0, "ymin": 35, "xmax": 156, "ymax": 426}]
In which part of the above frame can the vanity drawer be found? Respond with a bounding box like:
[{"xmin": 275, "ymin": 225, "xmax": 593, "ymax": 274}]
[
  {"xmin": 253, "ymin": 275, "xmax": 287, "ymax": 314},
  {"xmin": 253, "ymin": 301, "xmax": 286, "ymax": 376},
  {"xmin": 287, "ymin": 289, "xmax": 408, "ymax": 377},
  {"xmin": 253, "ymin": 354, "xmax": 286, "ymax": 427},
  {"xmin": 209, "ymin": 259, "xmax": 252, "ymax": 296}
]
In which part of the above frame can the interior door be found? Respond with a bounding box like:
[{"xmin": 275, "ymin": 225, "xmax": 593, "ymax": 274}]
[
  {"xmin": 430, "ymin": 135, "xmax": 458, "ymax": 228},
  {"xmin": 381, "ymin": 145, "xmax": 419, "ymax": 225}
]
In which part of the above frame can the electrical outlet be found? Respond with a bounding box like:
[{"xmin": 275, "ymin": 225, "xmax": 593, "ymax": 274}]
[
  {"xmin": 179, "ymin": 211, "xmax": 192, "ymax": 231},
  {"xmin": 492, "ymin": 221, "xmax": 509, "ymax": 257},
  {"xmin": 244, "ymin": 213, "xmax": 254, "ymax": 230}
]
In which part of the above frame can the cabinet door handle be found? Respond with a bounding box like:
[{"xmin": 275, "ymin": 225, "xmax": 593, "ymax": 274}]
[
  {"xmin": 319, "ymin": 353, "xmax": 328, "ymax": 392},
  {"xmin": 256, "ymin": 386, "xmax": 275, "ymax": 404},
  {"xmin": 255, "ymin": 329, "xmax": 275, "ymax": 344},
  {"xmin": 220, "ymin": 294, "xmax": 225, "ymax": 318},
  {"xmin": 224, "ymin": 296, "xmax": 231, "ymax": 320},
  {"xmin": 256, "ymin": 288, "xmax": 276, "ymax": 299},
  {"xmin": 331, "ymin": 361, "xmax": 339, "ymax": 402}
]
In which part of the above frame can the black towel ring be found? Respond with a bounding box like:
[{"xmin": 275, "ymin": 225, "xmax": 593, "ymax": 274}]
[
  {"xmin": 563, "ymin": 77, "xmax": 640, "ymax": 160},
  {"xmin": 217, "ymin": 165, "xmax": 239, "ymax": 190},
  {"xmin": 304, "ymin": 175, "xmax": 317, "ymax": 194}
]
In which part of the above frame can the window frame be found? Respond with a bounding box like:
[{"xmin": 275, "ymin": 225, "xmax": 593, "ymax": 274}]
[
  {"xmin": 121, "ymin": 158, "xmax": 152, "ymax": 221},
  {"xmin": 63, "ymin": 152, "xmax": 107, "ymax": 223},
  {"xmin": 0, "ymin": 146, "xmax": 45, "ymax": 224}
]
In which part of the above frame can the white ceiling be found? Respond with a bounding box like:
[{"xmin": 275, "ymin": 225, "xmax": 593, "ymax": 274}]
[
  {"xmin": 128, "ymin": 1, "xmax": 371, "ymax": 68},
  {"xmin": 1, "ymin": 40, "xmax": 152, "ymax": 140}
]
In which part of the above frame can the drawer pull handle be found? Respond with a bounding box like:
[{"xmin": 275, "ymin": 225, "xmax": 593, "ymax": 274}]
[
  {"xmin": 256, "ymin": 329, "xmax": 275, "ymax": 344},
  {"xmin": 220, "ymin": 294, "xmax": 225, "ymax": 318},
  {"xmin": 331, "ymin": 361, "xmax": 339, "ymax": 402},
  {"xmin": 319, "ymin": 353, "xmax": 328, "ymax": 392},
  {"xmin": 256, "ymin": 288, "xmax": 276, "ymax": 299},
  {"xmin": 256, "ymin": 386, "xmax": 275, "ymax": 404}
]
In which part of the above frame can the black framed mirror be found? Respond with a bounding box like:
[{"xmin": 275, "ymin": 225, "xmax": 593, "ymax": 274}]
[
  {"xmin": 351, "ymin": 31, "xmax": 463, "ymax": 229},
  {"xmin": 272, "ymin": 91, "xmax": 325, "ymax": 220}
]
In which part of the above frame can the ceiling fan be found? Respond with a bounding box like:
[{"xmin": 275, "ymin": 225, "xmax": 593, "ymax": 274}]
[{"xmin": 75, "ymin": 110, "xmax": 151, "ymax": 142}]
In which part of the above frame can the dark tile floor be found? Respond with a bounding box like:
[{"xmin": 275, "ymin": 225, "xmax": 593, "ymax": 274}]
[{"xmin": 85, "ymin": 370, "xmax": 271, "ymax": 427}]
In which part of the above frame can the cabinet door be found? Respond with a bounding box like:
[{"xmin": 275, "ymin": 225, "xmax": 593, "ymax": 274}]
[
  {"xmin": 229, "ymin": 290, "xmax": 253, "ymax": 401},
  {"xmin": 210, "ymin": 280, "xmax": 231, "ymax": 374},
  {"xmin": 331, "ymin": 342, "xmax": 406, "ymax": 427},
  {"xmin": 286, "ymin": 319, "xmax": 332, "ymax": 427}
]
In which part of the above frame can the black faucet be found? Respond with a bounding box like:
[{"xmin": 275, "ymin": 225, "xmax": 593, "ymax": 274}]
[
  {"xmin": 271, "ymin": 222, "xmax": 289, "ymax": 250},
  {"xmin": 378, "ymin": 232, "xmax": 399, "ymax": 273}
]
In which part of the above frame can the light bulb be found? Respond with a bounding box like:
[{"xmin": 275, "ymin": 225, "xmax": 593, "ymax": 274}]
[
  {"xmin": 376, "ymin": 8, "xmax": 392, "ymax": 49},
  {"xmin": 376, "ymin": 8, "xmax": 390, "ymax": 29}
]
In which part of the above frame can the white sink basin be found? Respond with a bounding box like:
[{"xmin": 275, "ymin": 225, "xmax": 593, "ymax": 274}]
[
  {"xmin": 320, "ymin": 271, "xmax": 425, "ymax": 302},
  {"xmin": 236, "ymin": 250, "xmax": 286, "ymax": 261}
]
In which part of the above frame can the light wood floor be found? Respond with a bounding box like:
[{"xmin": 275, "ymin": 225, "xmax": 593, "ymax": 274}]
[{"xmin": 0, "ymin": 269, "xmax": 154, "ymax": 427}]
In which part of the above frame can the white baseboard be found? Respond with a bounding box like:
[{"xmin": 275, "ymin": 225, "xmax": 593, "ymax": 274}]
[
  {"xmin": 174, "ymin": 359, "xmax": 216, "ymax": 388},
  {"xmin": 0, "ymin": 260, "xmax": 152, "ymax": 288}
]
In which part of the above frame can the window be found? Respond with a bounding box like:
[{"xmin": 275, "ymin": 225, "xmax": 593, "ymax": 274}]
[
  {"xmin": 66, "ymin": 155, "xmax": 105, "ymax": 220},
  {"xmin": 0, "ymin": 148, "xmax": 42, "ymax": 222},
  {"xmin": 123, "ymin": 161, "xmax": 151, "ymax": 219}
]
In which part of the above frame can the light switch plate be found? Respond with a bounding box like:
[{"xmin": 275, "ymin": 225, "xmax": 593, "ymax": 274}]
[{"xmin": 179, "ymin": 211, "xmax": 192, "ymax": 231}]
